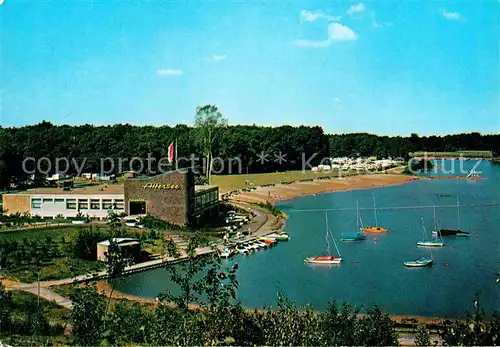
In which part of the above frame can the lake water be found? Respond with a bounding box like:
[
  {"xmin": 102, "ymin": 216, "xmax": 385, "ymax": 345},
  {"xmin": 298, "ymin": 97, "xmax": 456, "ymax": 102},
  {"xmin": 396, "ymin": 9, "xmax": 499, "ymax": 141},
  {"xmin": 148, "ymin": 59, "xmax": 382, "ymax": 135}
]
[{"xmin": 115, "ymin": 160, "xmax": 500, "ymax": 317}]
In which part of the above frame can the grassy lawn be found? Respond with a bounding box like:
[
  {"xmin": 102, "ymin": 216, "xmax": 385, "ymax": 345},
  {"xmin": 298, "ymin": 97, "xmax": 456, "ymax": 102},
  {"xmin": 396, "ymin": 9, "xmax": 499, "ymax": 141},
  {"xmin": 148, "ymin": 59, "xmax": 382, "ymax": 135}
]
[
  {"xmin": 410, "ymin": 151, "xmax": 493, "ymax": 158},
  {"xmin": 212, "ymin": 169, "xmax": 350, "ymax": 193},
  {"xmin": 0, "ymin": 225, "xmax": 169, "ymax": 283},
  {"xmin": 4, "ymin": 258, "xmax": 104, "ymax": 283},
  {"xmin": 0, "ymin": 226, "xmax": 105, "ymax": 283},
  {"xmin": 0, "ymin": 290, "xmax": 70, "ymax": 345}
]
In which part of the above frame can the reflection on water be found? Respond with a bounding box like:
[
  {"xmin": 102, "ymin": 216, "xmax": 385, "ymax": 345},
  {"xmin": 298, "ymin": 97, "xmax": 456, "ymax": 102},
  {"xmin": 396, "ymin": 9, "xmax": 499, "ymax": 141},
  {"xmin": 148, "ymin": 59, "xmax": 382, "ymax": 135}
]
[{"xmin": 115, "ymin": 160, "xmax": 500, "ymax": 317}]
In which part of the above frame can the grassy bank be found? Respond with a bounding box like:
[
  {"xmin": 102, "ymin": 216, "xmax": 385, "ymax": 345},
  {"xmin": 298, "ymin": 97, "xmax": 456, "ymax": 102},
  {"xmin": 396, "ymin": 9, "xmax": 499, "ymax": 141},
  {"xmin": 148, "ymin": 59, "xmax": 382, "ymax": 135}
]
[
  {"xmin": 212, "ymin": 169, "xmax": 355, "ymax": 193},
  {"xmin": 0, "ymin": 227, "xmax": 105, "ymax": 283},
  {"xmin": 410, "ymin": 150, "xmax": 493, "ymax": 158},
  {"xmin": 0, "ymin": 289, "xmax": 71, "ymax": 345},
  {"xmin": 0, "ymin": 225, "xmax": 167, "ymax": 283}
]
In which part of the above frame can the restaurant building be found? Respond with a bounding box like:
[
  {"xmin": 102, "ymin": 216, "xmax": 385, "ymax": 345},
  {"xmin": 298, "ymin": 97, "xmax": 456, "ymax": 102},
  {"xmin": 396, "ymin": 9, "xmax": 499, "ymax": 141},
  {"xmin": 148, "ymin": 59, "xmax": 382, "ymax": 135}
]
[{"xmin": 2, "ymin": 169, "xmax": 219, "ymax": 226}]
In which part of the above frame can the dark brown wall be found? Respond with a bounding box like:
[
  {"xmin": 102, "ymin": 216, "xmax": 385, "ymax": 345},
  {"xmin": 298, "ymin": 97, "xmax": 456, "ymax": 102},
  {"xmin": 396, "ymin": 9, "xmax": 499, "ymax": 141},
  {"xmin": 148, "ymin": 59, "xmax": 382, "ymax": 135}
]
[{"xmin": 124, "ymin": 170, "xmax": 195, "ymax": 226}]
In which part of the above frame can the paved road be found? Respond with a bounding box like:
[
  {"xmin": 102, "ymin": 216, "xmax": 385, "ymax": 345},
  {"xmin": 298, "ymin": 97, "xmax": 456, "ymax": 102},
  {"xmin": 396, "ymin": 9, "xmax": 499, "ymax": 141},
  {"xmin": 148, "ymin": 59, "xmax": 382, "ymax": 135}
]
[{"xmin": 21, "ymin": 286, "xmax": 74, "ymax": 309}]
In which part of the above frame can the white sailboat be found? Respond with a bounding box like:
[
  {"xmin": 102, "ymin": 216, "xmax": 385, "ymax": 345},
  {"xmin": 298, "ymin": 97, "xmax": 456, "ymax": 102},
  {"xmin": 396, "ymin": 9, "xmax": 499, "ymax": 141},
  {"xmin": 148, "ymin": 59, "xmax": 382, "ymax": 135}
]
[
  {"xmin": 417, "ymin": 209, "xmax": 444, "ymax": 247},
  {"xmin": 405, "ymin": 218, "xmax": 434, "ymax": 267},
  {"xmin": 305, "ymin": 212, "xmax": 343, "ymax": 265}
]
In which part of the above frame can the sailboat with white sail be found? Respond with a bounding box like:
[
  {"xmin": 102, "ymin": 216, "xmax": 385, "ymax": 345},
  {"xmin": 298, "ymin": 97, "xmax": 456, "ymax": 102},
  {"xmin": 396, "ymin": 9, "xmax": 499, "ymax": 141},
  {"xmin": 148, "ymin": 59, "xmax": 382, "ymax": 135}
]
[
  {"xmin": 305, "ymin": 212, "xmax": 343, "ymax": 265},
  {"xmin": 417, "ymin": 206, "xmax": 444, "ymax": 247},
  {"xmin": 405, "ymin": 218, "xmax": 434, "ymax": 267},
  {"xmin": 341, "ymin": 200, "xmax": 367, "ymax": 242},
  {"xmin": 361, "ymin": 193, "xmax": 388, "ymax": 234}
]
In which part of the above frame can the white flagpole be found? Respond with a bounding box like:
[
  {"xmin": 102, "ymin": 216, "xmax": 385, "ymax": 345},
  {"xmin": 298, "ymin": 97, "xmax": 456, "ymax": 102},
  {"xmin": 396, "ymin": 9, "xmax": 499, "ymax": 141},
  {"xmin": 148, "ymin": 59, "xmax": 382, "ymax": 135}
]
[{"xmin": 175, "ymin": 138, "xmax": 178, "ymax": 170}]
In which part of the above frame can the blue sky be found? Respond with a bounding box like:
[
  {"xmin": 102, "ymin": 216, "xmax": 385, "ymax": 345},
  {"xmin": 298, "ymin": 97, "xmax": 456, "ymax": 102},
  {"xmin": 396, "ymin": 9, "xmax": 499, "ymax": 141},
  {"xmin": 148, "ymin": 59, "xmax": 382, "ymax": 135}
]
[{"xmin": 1, "ymin": 1, "xmax": 498, "ymax": 135}]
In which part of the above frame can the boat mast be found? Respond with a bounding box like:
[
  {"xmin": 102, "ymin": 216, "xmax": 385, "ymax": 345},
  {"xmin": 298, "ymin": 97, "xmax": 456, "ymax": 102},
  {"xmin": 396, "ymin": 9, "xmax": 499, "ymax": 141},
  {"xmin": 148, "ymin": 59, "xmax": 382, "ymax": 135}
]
[
  {"xmin": 421, "ymin": 217, "xmax": 428, "ymax": 242},
  {"xmin": 356, "ymin": 200, "xmax": 360, "ymax": 231},
  {"xmin": 358, "ymin": 200, "xmax": 364, "ymax": 229},
  {"xmin": 325, "ymin": 212, "xmax": 331, "ymax": 256},
  {"xmin": 373, "ymin": 193, "xmax": 378, "ymax": 226},
  {"xmin": 433, "ymin": 204, "xmax": 437, "ymax": 231},
  {"xmin": 332, "ymin": 231, "xmax": 341, "ymax": 257}
]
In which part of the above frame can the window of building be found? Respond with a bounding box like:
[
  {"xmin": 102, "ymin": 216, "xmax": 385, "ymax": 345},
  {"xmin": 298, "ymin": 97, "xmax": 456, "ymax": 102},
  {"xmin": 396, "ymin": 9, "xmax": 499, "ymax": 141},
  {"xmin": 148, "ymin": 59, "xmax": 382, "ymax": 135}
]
[
  {"xmin": 102, "ymin": 199, "xmax": 113, "ymax": 210},
  {"xmin": 54, "ymin": 198, "xmax": 65, "ymax": 203},
  {"xmin": 31, "ymin": 198, "xmax": 41, "ymax": 209},
  {"xmin": 90, "ymin": 199, "xmax": 101, "ymax": 210},
  {"xmin": 78, "ymin": 199, "xmax": 89, "ymax": 210},
  {"xmin": 114, "ymin": 199, "xmax": 124, "ymax": 210},
  {"xmin": 66, "ymin": 199, "xmax": 77, "ymax": 210},
  {"xmin": 43, "ymin": 198, "xmax": 53, "ymax": 203}
]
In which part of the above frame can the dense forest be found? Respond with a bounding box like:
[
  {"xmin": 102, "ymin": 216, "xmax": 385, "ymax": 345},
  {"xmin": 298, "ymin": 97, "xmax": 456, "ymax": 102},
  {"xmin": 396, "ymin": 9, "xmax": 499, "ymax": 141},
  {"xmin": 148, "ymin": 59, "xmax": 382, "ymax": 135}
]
[{"xmin": 0, "ymin": 121, "xmax": 499, "ymax": 189}]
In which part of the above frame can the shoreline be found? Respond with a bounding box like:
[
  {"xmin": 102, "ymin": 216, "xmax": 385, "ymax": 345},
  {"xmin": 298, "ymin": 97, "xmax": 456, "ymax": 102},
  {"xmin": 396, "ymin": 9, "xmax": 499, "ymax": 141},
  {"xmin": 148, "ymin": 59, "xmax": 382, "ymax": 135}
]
[
  {"xmin": 229, "ymin": 173, "xmax": 420, "ymax": 205},
  {"xmin": 93, "ymin": 281, "xmax": 461, "ymax": 327},
  {"xmin": 228, "ymin": 173, "xmax": 480, "ymax": 205}
]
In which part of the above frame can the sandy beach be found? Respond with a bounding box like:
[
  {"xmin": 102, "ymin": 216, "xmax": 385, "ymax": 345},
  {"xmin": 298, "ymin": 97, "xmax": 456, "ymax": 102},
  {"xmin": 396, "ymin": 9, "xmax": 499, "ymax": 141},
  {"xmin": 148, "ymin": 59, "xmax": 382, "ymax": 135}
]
[{"xmin": 230, "ymin": 173, "xmax": 420, "ymax": 204}]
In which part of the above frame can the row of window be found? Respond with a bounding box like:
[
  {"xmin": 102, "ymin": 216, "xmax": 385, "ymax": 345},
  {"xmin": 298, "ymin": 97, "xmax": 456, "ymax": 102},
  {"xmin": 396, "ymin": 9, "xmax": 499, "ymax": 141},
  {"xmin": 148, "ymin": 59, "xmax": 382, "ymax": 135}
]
[
  {"xmin": 31, "ymin": 198, "xmax": 124, "ymax": 210},
  {"xmin": 195, "ymin": 190, "xmax": 218, "ymax": 207}
]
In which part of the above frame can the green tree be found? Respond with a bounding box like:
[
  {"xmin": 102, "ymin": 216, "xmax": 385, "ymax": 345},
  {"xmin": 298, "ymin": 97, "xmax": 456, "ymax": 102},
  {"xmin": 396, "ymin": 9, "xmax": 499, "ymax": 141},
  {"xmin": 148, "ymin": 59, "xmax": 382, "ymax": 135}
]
[
  {"xmin": 0, "ymin": 282, "xmax": 13, "ymax": 333},
  {"xmin": 322, "ymin": 301, "xmax": 359, "ymax": 346},
  {"xmin": 194, "ymin": 104, "xmax": 227, "ymax": 184},
  {"xmin": 415, "ymin": 324, "xmax": 431, "ymax": 347},
  {"xmin": 70, "ymin": 284, "xmax": 106, "ymax": 346},
  {"xmin": 106, "ymin": 301, "xmax": 152, "ymax": 345},
  {"xmin": 102, "ymin": 238, "xmax": 133, "ymax": 333},
  {"xmin": 355, "ymin": 305, "xmax": 399, "ymax": 346},
  {"xmin": 440, "ymin": 294, "xmax": 499, "ymax": 346},
  {"xmin": 107, "ymin": 209, "xmax": 121, "ymax": 232}
]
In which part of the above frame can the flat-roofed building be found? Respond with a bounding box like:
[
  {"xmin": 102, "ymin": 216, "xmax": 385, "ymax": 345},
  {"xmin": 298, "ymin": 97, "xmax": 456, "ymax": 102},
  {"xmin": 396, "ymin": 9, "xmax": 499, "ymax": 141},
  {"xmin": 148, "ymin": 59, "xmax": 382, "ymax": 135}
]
[{"xmin": 2, "ymin": 169, "xmax": 219, "ymax": 227}]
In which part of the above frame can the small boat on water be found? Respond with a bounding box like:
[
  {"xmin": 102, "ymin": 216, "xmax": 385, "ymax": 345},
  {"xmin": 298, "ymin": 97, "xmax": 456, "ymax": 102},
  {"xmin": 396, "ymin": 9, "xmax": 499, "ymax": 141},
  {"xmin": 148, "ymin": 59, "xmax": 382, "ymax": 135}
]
[
  {"xmin": 305, "ymin": 212, "xmax": 343, "ymax": 265},
  {"xmin": 466, "ymin": 169, "xmax": 480, "ymax": 180},
  {"xmin": 434, "ymin": 197, "xmax": 470, "ymax": 237},
  {"xmin": 404, "ymin": 256, "xmax": 434, "ymax": 267},
  {"xmin": 305, "ymin": 255, "xmax": 342, "ymax": 265},
  {"xmin": 341, "ymin": 200, "xmax": 367, "ymax": 242},
  {"xmin": 258, "ymin": 237, "xmax": 277, "ymax": 246},
  {"xmin": 405, "ymin": 219, "xmax": 435, "ymax": 267},
  {"xmin": 417, "ymin": 241, "xmax": 444, "ymax": 247},
  {"xmin": 263, "ymin": 232, "xmax": 289, "ymax": 241},
  {"xmin": 360, "ymin": 193, "xmax": 388, "ymax": 234},
  {"xmin": 236, "ymin": 244, "xmax": 251, "ymax": 255},
  {"xmin": 254, "ymin": 240, "xmax": 268, "ymax": 249},
  {"xmin": 219, "ymin": 247, "xmax": 233, "ymax": 259},
  {"xmin": 417, "ymin": 213, "xmax": 444, "ymax": 247},
  {"xmin": 436, "ymin": 229, "xmax": 469, "ymax": 237},
  {"xmin": 275, "ymin": 231, "xmax": 290, "ymax": 240}
]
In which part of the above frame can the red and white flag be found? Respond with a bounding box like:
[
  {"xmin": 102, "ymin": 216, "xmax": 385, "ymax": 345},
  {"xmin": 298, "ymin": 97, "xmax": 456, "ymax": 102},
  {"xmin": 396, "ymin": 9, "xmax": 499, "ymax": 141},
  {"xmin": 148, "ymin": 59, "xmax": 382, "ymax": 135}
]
[{"xmin": 168, "ymin": 142, "xmax": 174, "ymax": 163}]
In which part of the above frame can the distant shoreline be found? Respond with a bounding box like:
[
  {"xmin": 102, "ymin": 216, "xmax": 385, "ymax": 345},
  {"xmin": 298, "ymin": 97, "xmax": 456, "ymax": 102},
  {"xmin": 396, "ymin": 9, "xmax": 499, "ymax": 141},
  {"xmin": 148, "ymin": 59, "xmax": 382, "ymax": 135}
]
[
  {"xmin": 228, "ymin": 172, "xmax": 483, "ymax": 205},
  {"xmin": 229, "ymin": 173, "xmax": 420, "ymax": 205}
]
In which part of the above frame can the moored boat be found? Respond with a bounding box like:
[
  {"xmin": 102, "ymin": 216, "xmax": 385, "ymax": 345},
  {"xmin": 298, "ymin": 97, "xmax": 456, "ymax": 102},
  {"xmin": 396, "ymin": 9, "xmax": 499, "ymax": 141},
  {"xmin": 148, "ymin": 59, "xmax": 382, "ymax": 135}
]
[
  {"xmin": 433, "ymin": 229, "xmax": 470, "ymax": 237},
  {"xmin": 219, "ymin": 247, "xmax": 233, "ymax": 258},
  {"xmin": 305, "ymin": 212, "xmax": 343, "ymax": 265},
  {"xmin": 404, "ymin": 256, "xmax": 434, "ymax": 267},
  {"xmin": 305, "ymin": 255, "xmax": 342, "ymax": 265},
  {"xmin": 417, "ymin": 240, "xmax": 444, "ymax": 247},
  {"xmin": 418, "ymin": 208, "xmax": 444, "ymax": 247},
  {"xmin": 406, "ymin": 219, "xmax": 436, "ymax": 267},
  {"xmin": 436, "ymin": 197, "xmax": 469, "ymax": 237},
  {"xmin": 342, "ymin": 200, "xmax": 367, "ymax": 242},
  {"xmin": 258, "ymin": 237, "xmax": 277, "ymax": 246},
  {"xmin": 360, "ymin": 193, "xmax": 388, "ymax": 234}
]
